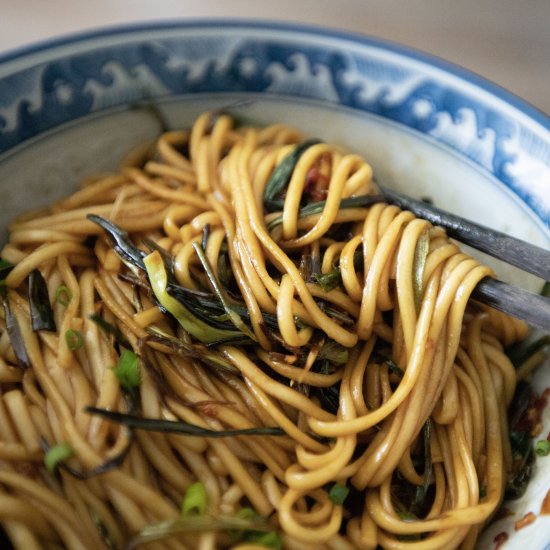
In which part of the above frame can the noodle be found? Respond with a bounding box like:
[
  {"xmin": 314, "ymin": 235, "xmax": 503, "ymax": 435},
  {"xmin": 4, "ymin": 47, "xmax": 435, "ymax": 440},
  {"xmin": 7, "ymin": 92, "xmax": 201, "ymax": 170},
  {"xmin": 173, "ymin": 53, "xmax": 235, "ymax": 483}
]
[{"xmin": 0, "ymin": 111, "xmax": 531, "ymax": 550}]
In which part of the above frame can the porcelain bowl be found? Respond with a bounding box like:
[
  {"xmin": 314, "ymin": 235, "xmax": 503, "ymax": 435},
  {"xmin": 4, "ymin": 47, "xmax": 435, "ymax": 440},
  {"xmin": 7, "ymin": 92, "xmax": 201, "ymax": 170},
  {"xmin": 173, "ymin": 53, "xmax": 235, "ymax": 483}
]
[{"xmin": 0, "ymin": 19, "xmax": 549, "ymax": 549}]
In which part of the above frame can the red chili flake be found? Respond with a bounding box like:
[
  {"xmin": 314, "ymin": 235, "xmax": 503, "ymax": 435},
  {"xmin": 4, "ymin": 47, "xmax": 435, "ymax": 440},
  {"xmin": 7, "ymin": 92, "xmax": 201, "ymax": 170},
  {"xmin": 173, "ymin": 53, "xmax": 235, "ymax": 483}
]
[
  {"xmin": 199, "ymin": 404, "xmax": 218, "ymax": 418},
  {"xmin": 541, "ymin": 488, "xmax": 550, "ymax": 515},
  {"xmin": 304, "ymin": 162, "xmax": 330, "ymax": 203},
  {"xmin": 516, "ymin": 387, "xmax": 550, "ymax": 436},
  {"xmin": 493, "ymin": 531, "xmax": 508, "ymax": 550},
  {"xmin": 514, "ymin": 511, "xmax": 537, "ymax": 531}
]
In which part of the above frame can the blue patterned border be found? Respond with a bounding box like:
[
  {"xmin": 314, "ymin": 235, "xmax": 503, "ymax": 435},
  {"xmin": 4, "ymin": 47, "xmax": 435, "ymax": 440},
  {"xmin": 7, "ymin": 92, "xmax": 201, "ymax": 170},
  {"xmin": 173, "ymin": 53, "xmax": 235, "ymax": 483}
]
[{"xmin": 1, "ymin": 20, "xmax": 549, "ymax": 225}]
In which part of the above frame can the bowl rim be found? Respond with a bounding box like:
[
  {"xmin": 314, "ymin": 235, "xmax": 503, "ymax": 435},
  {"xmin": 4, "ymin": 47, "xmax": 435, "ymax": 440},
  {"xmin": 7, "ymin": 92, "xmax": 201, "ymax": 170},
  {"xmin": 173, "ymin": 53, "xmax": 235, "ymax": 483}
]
[{"xmin": 0, "ymin": 17, "xmax": 548, "ymax": 129}]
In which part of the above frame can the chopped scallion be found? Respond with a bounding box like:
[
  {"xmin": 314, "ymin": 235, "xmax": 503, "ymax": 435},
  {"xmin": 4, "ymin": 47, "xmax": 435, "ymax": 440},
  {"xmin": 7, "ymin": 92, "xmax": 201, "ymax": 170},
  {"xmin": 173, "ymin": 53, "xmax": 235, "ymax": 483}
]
[
  {"xmin": 328, "ymin": 483, "xmax": 349, "ymax": 505},
  {"xmin": 65, "ymin": 329, "xmax": 84, "ymax": 351},
  {"xmin": 181, "ymin": 482, "xmax": 208, "ymax": 516},
  {"xmin": 535, "ymin": 439, "xmax": 550, "ymax": 457},
  {"xmin": 45, "ymin": 442, "xmax": 74, "ymax": 473},
  {"xmin": 113, "ymin": 349, "xmax": 141, "ymax": 390},
  {"xmin": 55, "ymin": 285, "xmax": 72, "ymax": 306}
]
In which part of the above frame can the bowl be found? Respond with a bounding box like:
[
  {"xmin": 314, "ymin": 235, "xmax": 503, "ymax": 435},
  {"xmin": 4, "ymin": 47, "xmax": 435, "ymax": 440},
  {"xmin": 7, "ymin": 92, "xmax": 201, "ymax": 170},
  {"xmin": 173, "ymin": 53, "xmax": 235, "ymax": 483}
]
[{"xmin": 0, "ymin": 19, "xmax": 549, "ymax": 549}]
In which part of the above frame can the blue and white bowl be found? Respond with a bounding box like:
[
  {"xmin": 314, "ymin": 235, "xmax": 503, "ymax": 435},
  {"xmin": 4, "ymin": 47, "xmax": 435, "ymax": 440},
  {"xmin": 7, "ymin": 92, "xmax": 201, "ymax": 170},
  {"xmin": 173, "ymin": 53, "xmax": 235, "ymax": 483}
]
[{"xmin": 0, "ymin": 19, "xmax": 549, "ymax": 549}]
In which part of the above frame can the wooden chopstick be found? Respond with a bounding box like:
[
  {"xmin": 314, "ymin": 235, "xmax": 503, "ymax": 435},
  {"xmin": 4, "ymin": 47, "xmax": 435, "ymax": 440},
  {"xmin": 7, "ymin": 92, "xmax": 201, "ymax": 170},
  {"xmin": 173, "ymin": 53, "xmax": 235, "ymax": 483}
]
[
  {"xmin": 382, "ymin": 187, "xmax": 550, "ymax": 281},
  {"xmin": 380, "ymin": 187, "xmax": 550, "ymax": 330}
]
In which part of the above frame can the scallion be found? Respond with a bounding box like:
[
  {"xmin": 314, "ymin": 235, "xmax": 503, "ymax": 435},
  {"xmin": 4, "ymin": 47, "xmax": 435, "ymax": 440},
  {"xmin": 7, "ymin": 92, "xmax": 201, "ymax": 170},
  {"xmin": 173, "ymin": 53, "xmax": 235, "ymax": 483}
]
[
  {"xmin": 144, "ymin": 250, "xmax": 242, "ymax": 344},
  {"xmin": 89, "ymin": 313, "xmax": 132, "ymax": 350},
  {"xmin": 113, "ymin": 349, "xmax": 141, "ymax": 390},
  {"xmin": 412, "ymin": 231, "xmax": 430, "ymax": 313},
  {"xmin": 192, "ymin": 243, "xmax": 256, "ymax": 341},
  {"xmin": 44, "ymin": 442, "xmax": 74, "ymax": 473},
  {"xmin": 85, "ymin": 407, "xmax": 285, "ymax": 437},
  {"xmin": 263, "ymin": 139, "xmax": 320, "ymax": 211},
  {"xmin": 328, "ymin": 483, "xmax": 349, "ymax": 505},
  {"xmin": 28, "ymin": 269, "xmax": 56, "ymax": 332},
  {"xmin": 87, "ymin": 215, "xmax": 145, "ymax": 273},
  {"xmin": 535, "ymin": 439, "xmax": 550, "ymax": 457},
  {"xmin": 55, "ymin": 285, "xmax": 72, "ymax": 306},
  {"xmin": 311, "ymin": 268, "xmax": 341, "ymax": 292},
  {"xmin": 65, "ymin": 329, "xmax": 84, "ymax": 351},
  {"xmin": 181, "ymin": 482, "xmax": 208, "ymax": 516}
]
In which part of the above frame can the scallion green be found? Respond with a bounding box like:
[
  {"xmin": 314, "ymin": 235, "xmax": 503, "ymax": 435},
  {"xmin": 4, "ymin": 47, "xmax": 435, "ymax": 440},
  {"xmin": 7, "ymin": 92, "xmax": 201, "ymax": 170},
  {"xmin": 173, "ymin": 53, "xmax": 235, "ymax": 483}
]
[
  {"xmin": 55, "ymin": 285, "xmax": 72, "ymax": 306},
  {"xmin": 181, "ymin": 482, "xmax": 208, "ymax": 516},
  {"xmin": 65, "ymin": 329, "xmax": 84, "ymax": 351},
  {"xmin": 328, "ymin": 483, "xmax": 349, "ymax": 505},
  {"xmin": 535, "ymin": 439, "xmax": 550, "ymax": 457},
  {"xmin": 113, "ymin": 349, "xmax": 141, "ymax": 390},
  {"xmin": 45, "ymin": 442, "xmax": 74, "ymax": 473}
]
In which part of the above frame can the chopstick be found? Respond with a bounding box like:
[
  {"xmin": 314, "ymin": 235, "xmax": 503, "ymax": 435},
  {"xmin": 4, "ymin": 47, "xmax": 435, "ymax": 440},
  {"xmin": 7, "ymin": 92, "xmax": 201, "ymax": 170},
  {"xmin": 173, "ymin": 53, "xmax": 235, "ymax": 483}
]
[
  {"xmin": 472, "ymin": 279, "xmax": 550, "ymax": 330},
  {"xmin": 382, "ymin": 187, "xmax": 550, "ymax": 281},
  {"xmin": 380, "ymin": 187, "xmax": 550, "ymax": 330}
]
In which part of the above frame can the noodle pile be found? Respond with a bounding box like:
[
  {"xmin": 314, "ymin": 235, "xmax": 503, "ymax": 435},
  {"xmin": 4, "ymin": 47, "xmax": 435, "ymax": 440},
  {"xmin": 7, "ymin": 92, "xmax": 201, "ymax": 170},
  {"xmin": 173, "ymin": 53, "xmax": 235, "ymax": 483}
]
[{"xmin": 0, "ymin": 112, "xmax": 529, "ymax": 549}]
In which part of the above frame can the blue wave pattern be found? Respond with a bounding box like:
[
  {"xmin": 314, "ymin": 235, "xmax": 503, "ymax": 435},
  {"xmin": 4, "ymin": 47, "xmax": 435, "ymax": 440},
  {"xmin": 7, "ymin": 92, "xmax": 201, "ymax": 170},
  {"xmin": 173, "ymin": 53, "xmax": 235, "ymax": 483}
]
[{"xmin": 1, "ymin": 28, "xmax": 549, "ymax": 223}]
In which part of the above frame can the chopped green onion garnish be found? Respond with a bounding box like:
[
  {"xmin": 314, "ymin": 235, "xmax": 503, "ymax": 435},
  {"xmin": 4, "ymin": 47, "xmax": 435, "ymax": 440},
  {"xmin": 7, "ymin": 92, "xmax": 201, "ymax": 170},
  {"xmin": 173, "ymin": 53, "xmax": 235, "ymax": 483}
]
[
  {"xmin": 45, "ymin": 442, "xmax": 74, "ymax": 473},
  {"xmin": 55, "ymin": 285, "xmax": 72, "ymax": 306},
  {"xmin": 113, "ymin": 349, "xmax": 141, "ymax": 390},
  {"xmin": 535, "ymin": 439, "xmax": 550, "ymax": 456},
  {"xmin": 328, "ymin": 483, "xmax": 349, "ymax": 505},
  {"xmin": 65, "ymin": 329, "xmax": 84, "ymax": 351},
  {"xmin": 479, "ymin": 485, "xmax": 487, "ymax": 499},
  {"xmin": 181, "ymin": 482, "xmax": 208, "ymax": 516}
]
